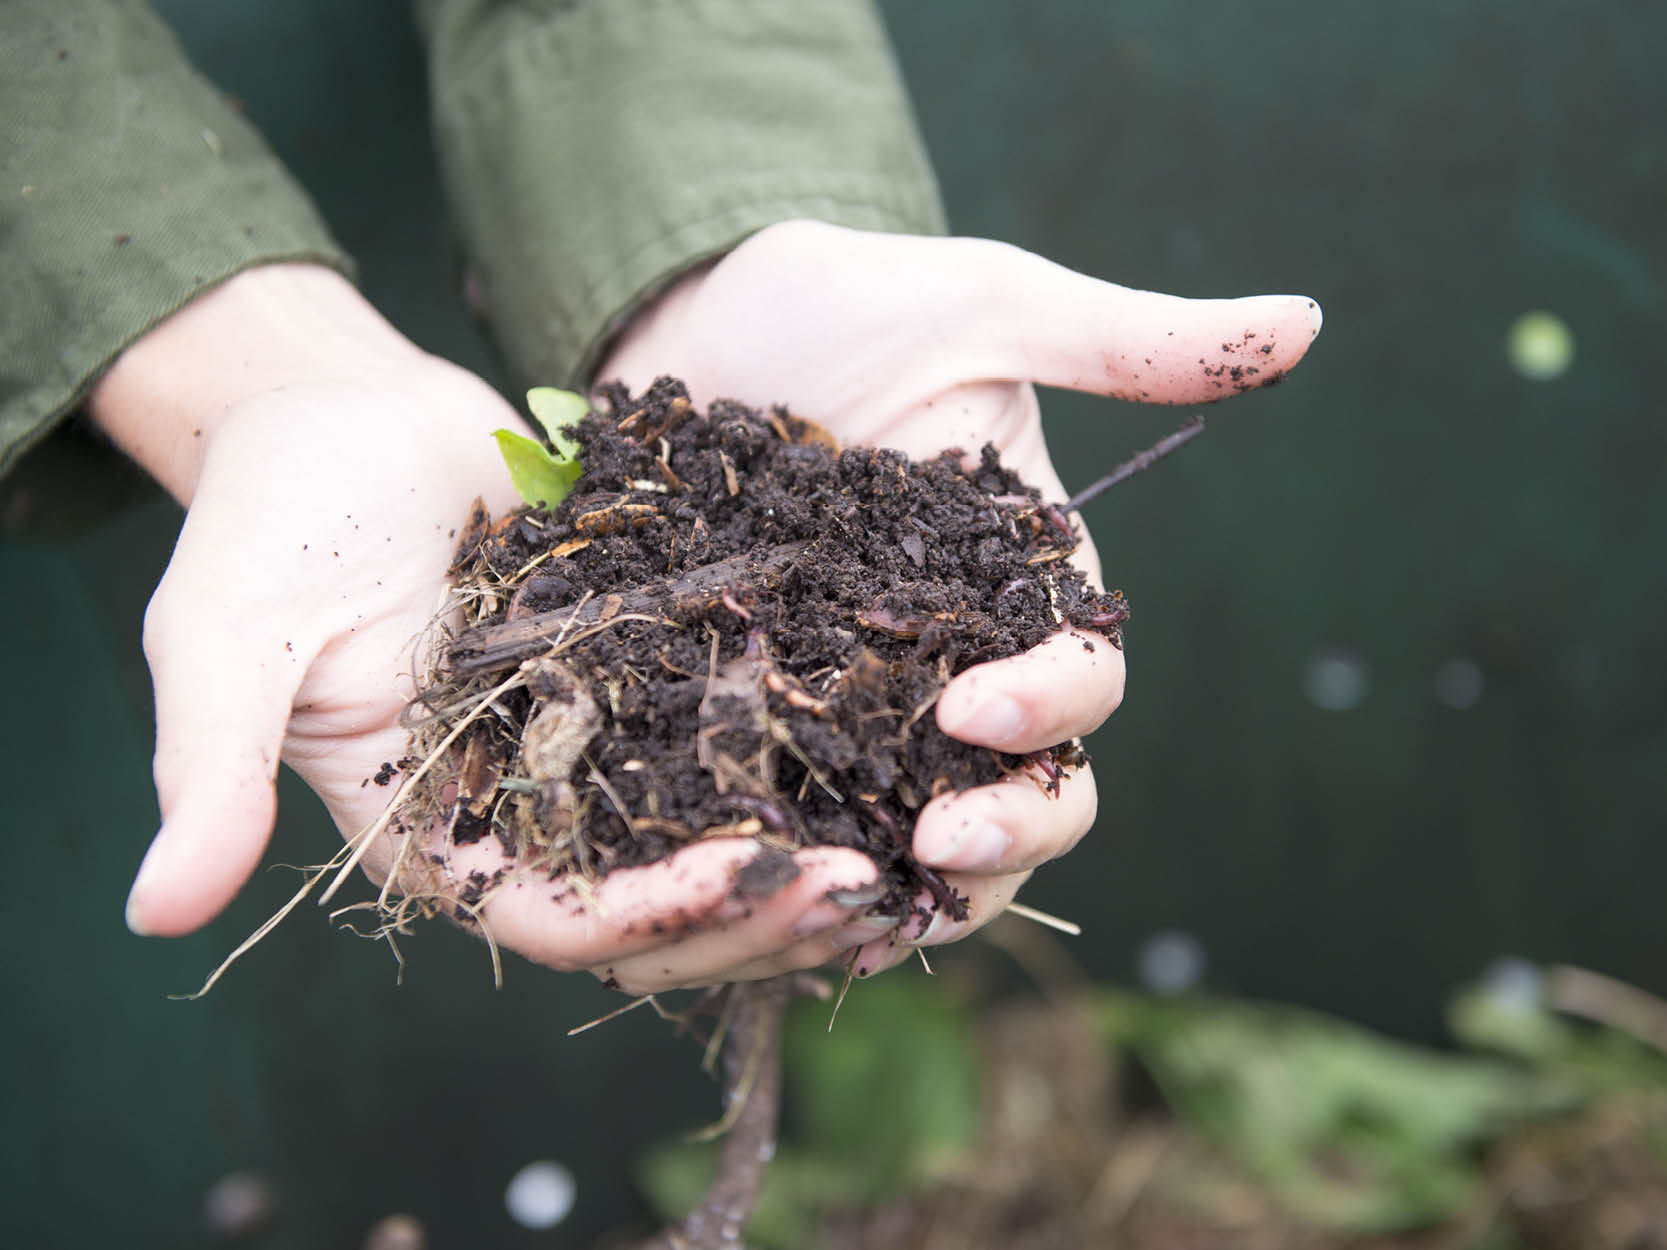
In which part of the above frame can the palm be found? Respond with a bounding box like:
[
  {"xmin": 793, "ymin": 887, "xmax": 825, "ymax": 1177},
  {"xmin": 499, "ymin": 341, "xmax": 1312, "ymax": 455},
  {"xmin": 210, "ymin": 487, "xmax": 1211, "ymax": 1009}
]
[
  {"xmin": 594, "ymin": 220, "xmax": 1322, "ymax": 982},
  {"xmin": 132, "ymin": 367, "xmax": 524, "ymax": 927}
]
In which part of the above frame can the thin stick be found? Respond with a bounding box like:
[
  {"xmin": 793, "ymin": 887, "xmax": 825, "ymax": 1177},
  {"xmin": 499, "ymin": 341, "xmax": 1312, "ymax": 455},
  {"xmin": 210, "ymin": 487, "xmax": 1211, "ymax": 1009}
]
[
  {"xmin": 701, "ymin": 982, "xmax": 744, "ymax": 1076},
  {"xmin": 584, "ymin": 752, "xmax": 638, "ymax": 835},
  {"xmin": 687, "ymin": 998, "xmax": 771, "ymax": 1145},
  {"xmin": 1065, "ymin": 415, "xmax": 1206, "ymax": 513},
  {"xmin": 636, "ymin": 978, "xmax": 796, "ymax": 1250},
  {"xmin": 827, "ymin": 950, "xmax": 861, "ymax": 1033},
  {"xmin": 568, "ymin": 994, "xmax": 656, "ymax": 1037},
  {"xmin": 1004, "ymin": 900, "xmax": 1083, "ymax": 936},
  {"xmin": 176, "ymin": 862, "xmax": 337, "ymax": 999},
  {"xmin": 1546, "ymin": 964, "xmax": 1667, "ymax": 1055}
]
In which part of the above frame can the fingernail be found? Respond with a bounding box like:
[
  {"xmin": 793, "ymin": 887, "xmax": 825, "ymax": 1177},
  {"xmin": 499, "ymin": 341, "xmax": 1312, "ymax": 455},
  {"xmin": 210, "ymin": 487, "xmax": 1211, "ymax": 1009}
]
[
  {"xmin": 940, "ymin": 691, "xmax": 1026, "ymax": 743},
  {"xmin": 824, "ymin": 882, "xmax": 885, "ymax": 908},
  {"xmin": 827, "ymin": 914, "xmax": 901, "ymax": 951},
  {"xmin": 920, "ymin": 821, "xmax": 1010, "ymax": 872},
  {"xmin": 1306, "ymin": 299, "xmax": 1324, "ymax": 338},
  {"xmin": 790, "ymin": 900, "xmax": 863, "ymax": 938},
  {"xmin": 911, "ymin": 910, "xmax": 972, "ymax": 947}
]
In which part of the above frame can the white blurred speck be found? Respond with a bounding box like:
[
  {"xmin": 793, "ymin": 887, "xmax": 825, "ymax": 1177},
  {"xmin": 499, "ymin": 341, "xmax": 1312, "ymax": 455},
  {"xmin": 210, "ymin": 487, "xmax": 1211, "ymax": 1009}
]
[
  {"xmin": 1303, "ymin": 648, "xmax": 1370, "ymax": 711},
  {"xmin": 1434, "ymin": 658, "xmax": 1485, "ymax": 710},
  {"xmin": 1136, "ymin": 929, "xmax": 1206, "ymax": 996},
  {"xmin": 1506, "ymin": 311, "xmax": 1575, "ymax": 381},
  {"xmin": 203, "ymin": 1171, "xmax": 275, "ymax": 1240},
  {"xmin": 1480, "ymin": 957, "xmax": 1543, "ymax": 1015},
  {"xmin": 364, "ymin": 1213, "xmax": 426, "ymax": 1250},
  {"xmin": 506, "ymin": 1160, "xmax": 577, "ymax": 1230}
]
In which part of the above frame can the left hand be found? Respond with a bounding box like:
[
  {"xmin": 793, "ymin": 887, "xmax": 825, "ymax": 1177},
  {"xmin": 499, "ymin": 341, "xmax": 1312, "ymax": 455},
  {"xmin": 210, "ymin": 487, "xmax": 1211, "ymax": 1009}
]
[{"xmin": 594, "ymin": 220, "xmax": 1323, "ymax": 985}]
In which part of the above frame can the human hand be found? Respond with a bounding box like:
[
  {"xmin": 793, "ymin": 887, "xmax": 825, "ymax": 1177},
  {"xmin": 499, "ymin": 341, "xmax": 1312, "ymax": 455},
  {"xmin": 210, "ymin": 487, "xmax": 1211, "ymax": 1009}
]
[
  {"xmin": 99, "ymin": 264, "xmax": 882, "ymax": 985},
  {"xmin": 597, "ymin": 220, "xmax": 1323, "ymax": 983}
]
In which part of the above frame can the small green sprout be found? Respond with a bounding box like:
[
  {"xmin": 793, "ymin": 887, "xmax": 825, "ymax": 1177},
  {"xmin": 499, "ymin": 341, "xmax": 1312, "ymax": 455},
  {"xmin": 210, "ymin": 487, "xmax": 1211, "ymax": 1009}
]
[{"xmin": 494, "ymin": 387, "xmax": 587, "ymax": 508}]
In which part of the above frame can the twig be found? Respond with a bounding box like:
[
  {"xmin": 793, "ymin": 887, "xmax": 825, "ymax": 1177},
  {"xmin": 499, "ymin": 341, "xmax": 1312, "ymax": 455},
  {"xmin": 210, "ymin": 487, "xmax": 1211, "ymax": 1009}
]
[
  {"xmin": 567, "ymin": 994, "xmax": 656, "ymax": 1037},
  {"xmin": 449, "ymin": 541, "xmax": 809, "ymax": 675},
  {"xmin": 1546, "ymin": 964, "xmax": 1667, "ymax": 1055},
  {"xmin": 175, "ymin": 861, "xmax": 339, "ymax": 999},
  {"xmin": 1064, "ymin": 415, "xmax": 1206, "ymax": 513},
  {"xmin": 1004, "ymin": 900, "xmax": 1083, "ymax": 936},
  {"xmin": 633, "ymin": 975, "xmax": 821, "ymax": 1250},
  {"xmin": 827, "ymin": 951, "xmax": 861, "ymax": 1033}
]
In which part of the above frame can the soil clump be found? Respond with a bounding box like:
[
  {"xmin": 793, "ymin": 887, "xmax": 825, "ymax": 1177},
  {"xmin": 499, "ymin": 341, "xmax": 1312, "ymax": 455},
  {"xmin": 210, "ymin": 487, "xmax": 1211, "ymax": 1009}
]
[{"xmin": 403, "ymin": 377, "xmax": 1126, "ymax": 928}]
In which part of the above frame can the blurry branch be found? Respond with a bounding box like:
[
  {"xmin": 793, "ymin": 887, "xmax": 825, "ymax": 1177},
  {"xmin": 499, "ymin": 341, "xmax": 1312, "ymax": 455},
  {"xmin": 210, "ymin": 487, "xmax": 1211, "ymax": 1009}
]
[{"xmin": 1546, "ymin": 965, "xmax": 1667, "ymax": 1055}]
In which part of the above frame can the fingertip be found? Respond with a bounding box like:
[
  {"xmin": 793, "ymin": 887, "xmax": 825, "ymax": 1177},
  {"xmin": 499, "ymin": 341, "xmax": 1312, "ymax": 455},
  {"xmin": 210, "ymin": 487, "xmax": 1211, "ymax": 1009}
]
[
  {"xmin": 936, "ymin": 630, "xmax": 1124, "ymax": 751},
  {"xmin": 936, "ymin": 677, "xmax": 1027, "ymax": 747},
  {"xmin": 1262, "ymin": 293, "xmax": 1322, "ymax": 343},
  {"xmin": 123, "ymin": 883, "xmax": 154, "ymax": 937},
  {"xmin": 126, "ymin": 778, "xmax": 278, "ymax": 938},
  {"xmin": 795, "ymin": 844, "xmax": 882, "ymax": 886}
]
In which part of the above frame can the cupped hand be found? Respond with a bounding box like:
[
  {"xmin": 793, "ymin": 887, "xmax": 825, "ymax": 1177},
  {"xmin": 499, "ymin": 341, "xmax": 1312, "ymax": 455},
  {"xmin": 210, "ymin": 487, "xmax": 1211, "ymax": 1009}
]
[
  {"xmin": 595, "ymin": 220, "xmax": 1323, "ymax": 985},
  {"xmin": 98, "ymin": 264, "xmax": 879, "ymax": 987}
]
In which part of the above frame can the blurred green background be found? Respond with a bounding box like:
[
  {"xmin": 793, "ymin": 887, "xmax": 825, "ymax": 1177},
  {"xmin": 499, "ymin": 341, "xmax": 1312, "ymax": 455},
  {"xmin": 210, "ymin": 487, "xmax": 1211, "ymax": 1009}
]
[{"xmin": 4, "ymin": 1, "xmax": 1663, "ymax": 1246}]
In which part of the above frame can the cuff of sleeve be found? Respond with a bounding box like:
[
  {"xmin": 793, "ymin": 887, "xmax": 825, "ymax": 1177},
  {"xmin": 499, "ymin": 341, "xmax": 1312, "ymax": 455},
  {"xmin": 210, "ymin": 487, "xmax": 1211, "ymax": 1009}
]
[
  {"xmin": 424, "ymin": 0, "xmax": 946, "ymax": 389},
  {"xmin": 0, "ymin": 1, "xmax": 351, "ymax": 481}
]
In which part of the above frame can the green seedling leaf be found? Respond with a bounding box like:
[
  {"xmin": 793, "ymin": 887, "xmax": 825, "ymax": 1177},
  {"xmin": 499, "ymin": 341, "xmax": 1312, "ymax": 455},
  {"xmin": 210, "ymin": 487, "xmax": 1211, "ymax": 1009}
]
[
  {"xmin": 494, "ymin": 387, "xmax": 586, "ymax": 509},
  {"xmin": 493, "ymin": 429, "xmax": 579, "ymax": 509},
  {"xmin": 526, "ymin": 386, "xmax": 587, "ymax": 463}
]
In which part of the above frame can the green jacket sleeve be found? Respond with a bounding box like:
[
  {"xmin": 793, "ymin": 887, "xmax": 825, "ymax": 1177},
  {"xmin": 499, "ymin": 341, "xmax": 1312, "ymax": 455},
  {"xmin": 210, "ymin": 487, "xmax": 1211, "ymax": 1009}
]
[
  {"xmin": 0, "ymin": 0, "xmax": 350, "ymax": 481},
  {"xmin": 418, "ymin": 0, "xmax": 946, "ymax": 390}
]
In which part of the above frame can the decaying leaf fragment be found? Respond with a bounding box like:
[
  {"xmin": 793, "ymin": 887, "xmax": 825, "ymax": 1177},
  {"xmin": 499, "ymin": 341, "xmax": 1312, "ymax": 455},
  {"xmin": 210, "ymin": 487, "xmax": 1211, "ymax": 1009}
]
[{"xmin": 517, "ymin": 659, "xmax": 603, "ymax": 844}]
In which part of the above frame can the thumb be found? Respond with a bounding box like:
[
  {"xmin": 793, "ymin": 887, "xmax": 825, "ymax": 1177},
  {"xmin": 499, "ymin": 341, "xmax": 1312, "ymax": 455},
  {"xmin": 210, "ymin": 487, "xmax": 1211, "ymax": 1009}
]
[
  {"xmin": 981, "ymin": 244, "xmax": 1323, "ymax": 402},
  {"xmin": 125, "ymin": 577, "xmax": 311, "ymax": 937}
]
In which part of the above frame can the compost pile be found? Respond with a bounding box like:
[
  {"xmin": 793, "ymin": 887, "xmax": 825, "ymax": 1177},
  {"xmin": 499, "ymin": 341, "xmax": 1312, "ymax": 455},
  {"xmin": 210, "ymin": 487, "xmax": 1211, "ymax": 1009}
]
[{"xmin": 402, "ymin": 377, "xmax": 1127, "ymax": 927}]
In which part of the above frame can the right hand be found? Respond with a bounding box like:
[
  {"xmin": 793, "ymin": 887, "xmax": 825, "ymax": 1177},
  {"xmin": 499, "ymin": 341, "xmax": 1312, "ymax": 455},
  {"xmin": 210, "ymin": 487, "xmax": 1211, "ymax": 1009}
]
[{"xmin": 95, "ymin": 263, "xmax": 883, "ymax": 990}]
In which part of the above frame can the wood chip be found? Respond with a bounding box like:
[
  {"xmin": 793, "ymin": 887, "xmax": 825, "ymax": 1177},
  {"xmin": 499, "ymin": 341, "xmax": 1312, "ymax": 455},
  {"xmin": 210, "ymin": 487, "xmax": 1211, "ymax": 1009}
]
[
  {"xmin": 767, "ymin": 409, "xmax": 841, "ymax": 452},
  {"xmin": 1025, "ymin": 547, "xmax": 1074, "ymax": 565},
  {"xmin": 692, "ymin": 817, "xmax": 764, "ymax": 841},
  {"xmin": 575, "ymin": 501, "xmax": 659, "ymax": 535},
  {"xmin": 630, "ymin": 816, "xmax": 696, "ymax": 839}
]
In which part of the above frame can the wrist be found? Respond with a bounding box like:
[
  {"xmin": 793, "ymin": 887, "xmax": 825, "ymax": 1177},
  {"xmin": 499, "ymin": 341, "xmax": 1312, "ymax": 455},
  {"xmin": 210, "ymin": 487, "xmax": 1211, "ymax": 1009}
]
[{"xmin": 87, "ymin": 263, "xmax": 429, "ymax": 502}]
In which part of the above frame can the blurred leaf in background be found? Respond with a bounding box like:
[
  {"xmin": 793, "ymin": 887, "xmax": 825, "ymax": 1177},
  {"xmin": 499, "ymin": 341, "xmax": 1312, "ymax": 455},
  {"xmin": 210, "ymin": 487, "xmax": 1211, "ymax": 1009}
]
[
  {"xmin": 1090, "ymin": 987, "xmax": 1575, "ymax": 1234},
  {"xmin": 637, "ymin": 959, "xmax": 1667, "ymax": 1249}
]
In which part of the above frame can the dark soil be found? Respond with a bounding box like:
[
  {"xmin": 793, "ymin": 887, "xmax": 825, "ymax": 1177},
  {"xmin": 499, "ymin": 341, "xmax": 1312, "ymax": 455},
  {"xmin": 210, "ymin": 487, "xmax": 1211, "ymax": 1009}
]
[{"xmin": 410, "ymin": 377, "xmax": 1127, "ymax": 927}]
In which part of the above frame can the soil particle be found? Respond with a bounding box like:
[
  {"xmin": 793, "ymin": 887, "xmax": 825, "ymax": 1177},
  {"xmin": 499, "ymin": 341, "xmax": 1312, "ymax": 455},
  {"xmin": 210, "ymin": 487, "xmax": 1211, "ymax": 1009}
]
[{"xmin": 729, "ymin": 847, "xmax": 802, "ymax": 901}]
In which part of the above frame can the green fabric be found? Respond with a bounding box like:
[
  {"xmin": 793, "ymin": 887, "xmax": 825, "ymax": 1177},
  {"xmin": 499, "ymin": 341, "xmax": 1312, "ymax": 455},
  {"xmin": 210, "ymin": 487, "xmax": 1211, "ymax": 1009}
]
[
  {"xmin": 1, "ymin": 0, "xmax": 944, "ymax": 484},
  {"xmin": 418, "ymin": 0, "xmax": 947, "ymax": 389},
  {"xmin": 0, "ymin": 0, "xmax": 352, "ymax": 481}
]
